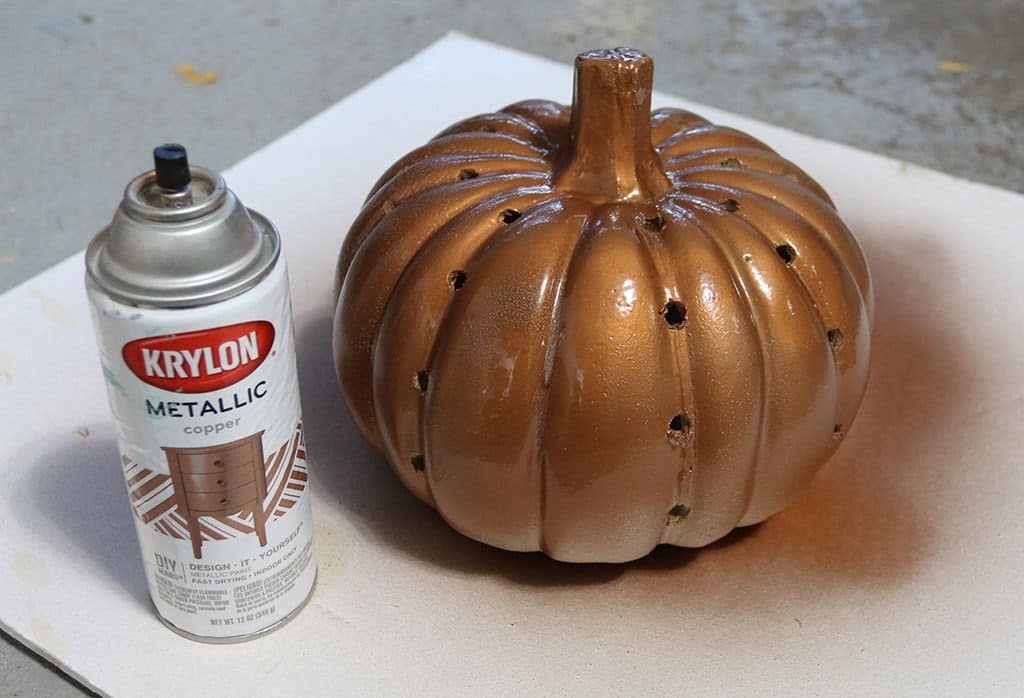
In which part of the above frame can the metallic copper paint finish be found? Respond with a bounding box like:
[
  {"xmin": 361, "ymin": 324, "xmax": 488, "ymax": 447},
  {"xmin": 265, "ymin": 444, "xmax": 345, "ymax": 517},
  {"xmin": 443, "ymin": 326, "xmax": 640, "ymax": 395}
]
[{"xmin": 333, "ymin": 48, "xmax": 873, "ymax": 563}]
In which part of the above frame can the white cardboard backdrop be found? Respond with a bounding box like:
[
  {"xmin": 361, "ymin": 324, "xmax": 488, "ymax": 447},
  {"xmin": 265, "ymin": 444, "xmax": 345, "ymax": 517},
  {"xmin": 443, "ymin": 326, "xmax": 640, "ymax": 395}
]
[{"xmin": 1, "ymin": 33, "xmax": 1022, "ymax": 696}]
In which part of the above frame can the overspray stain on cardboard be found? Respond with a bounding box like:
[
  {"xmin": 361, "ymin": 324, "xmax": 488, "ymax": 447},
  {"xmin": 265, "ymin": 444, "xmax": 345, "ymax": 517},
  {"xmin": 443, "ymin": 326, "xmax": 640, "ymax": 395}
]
[
  {"xmin": 0, "ymin": 348, "xmax": 13, "ymax": 385},
  {"xmin": 7, "ymin": 554, "xmax": 64, "ymax": 654},
  {"xmin": 29, "ymin": 289, "xmax": 75, "ymax": 328},
  {"xmin": 10, "ymin": 552, "xmax": 49, "ymax": 586}
]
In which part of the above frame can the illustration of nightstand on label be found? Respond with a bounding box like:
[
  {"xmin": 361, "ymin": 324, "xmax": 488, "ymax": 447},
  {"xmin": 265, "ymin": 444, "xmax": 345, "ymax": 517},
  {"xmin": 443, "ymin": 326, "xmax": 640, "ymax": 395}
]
[{"xmin": 162, "ymin": 431, "xmax": 268, "ymax": 559}]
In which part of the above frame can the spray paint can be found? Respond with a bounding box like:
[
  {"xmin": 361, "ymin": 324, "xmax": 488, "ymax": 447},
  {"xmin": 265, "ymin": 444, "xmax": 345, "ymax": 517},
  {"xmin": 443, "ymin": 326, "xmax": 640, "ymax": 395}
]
[{"xmin": 85, "ymin": 144, "xmax": 316, "ymax": 642}]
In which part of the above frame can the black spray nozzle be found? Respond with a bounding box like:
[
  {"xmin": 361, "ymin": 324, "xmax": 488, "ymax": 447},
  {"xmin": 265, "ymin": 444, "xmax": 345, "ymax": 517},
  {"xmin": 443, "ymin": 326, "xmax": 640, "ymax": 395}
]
[{"xmin": 153, "ymin": 143, "xmax": 191, "ymax": 191}]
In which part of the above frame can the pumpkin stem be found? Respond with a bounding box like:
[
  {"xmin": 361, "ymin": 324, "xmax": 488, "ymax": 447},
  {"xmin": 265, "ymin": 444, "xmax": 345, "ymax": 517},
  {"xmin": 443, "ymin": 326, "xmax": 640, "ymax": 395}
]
[{"xmin": 554, "ymin": 48, "xmax": 672, "ymax": 202}]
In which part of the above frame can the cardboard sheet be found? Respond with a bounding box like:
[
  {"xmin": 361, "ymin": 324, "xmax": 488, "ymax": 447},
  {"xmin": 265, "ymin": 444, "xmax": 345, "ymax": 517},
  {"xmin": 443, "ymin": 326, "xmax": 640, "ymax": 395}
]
[{"xmin": 1, "ymin": 33, "xmax": 1022, "ymax": 696}]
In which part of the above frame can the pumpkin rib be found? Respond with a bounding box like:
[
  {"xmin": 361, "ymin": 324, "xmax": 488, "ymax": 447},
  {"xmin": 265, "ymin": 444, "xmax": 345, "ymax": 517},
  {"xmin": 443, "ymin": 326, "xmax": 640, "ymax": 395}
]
[
  {"xmin": 532, "ymin": 199, "xmax": 592, "ymax": 556},
  {"xmin": 675, "ymin": 181, "xmax": 871, "ymax": 327},
  {"xmin": 337, "ymin": 172, "xmax": 549, "ymax": 297},
  {"xmin": 419, "ymin": 195, "xmax": 584, "ymax": 551},
  {"xmin": 367, "ymin": 152, "xmax": 550, "ymax": 207},
  {"xmin": 534, "ymin": 198, "xmax": 594, "ymax": 554},
  {"xmin": 631, "ymin": 203, "xmax": 700, "ymax": 542},
  {"xmin": 730, "ymin": 201, "xmax": 845, "ymax": 434},
  {"xmin": 735, "ymin": 223, "xmax": 839, "ymax": 522},
  {"xmin": 650, "ymin": 107, "xmax": 712, "ymax": 145},
  {"xmin": 657, "ymin": 199, "xmax": 765, "ymax": 544},
  {"xmin": 657, "ymin": 124, "xmax": 776, "ymax": 160},
  {"xmin": 500, "ymin": 100, "xmax": 571, "ymax": 143},
  {"xmin": 678, "ymin": 195, "xmax": 840, "ymax": 524},
  {"xmin": 413, "ymin": 203, "xmax": 509, "ymax": 513},
  {"xmin": 679, "ymin": 182, "xmax": 872, "ymax": 329},
  {"xmin": 346, "ymin": 157, "xmax": 551, "ymax": 277},
  {"xmin": 666, "ymin": 187, "xmax": 869, "ymax": 449},
  {"xmin": 674, "ymin": 172, "xmax": 872, "ymax": 318},
  {"xmin": 369, "ymin": 132, "xmax": 550, "ymax": 198},
  {"xmin": 662, "ymin": 148, "xmax": 834, "ymax": 206},
  {"xmin": 336, "ymin": 179, "xmax": 552, "ymax": 446},
  {"xmin": 628, "ymin": 213, "xmax": 695, "ymax": 549},
  {"xmin": 435, "ymin": 111, "xmax": 558, "ymax": 150},
  {"xmin": 371, "ymin": 190, "xmax": 564, "ymax": 508},
  {"xmin": 413, "ymin": 197, "xmax": 565, "ymax": 455},
  {"xmin": 689, "ymin": 204, "xmax": 770, "ymax": 529},
  {"xmin": 537, "ymin": 205, "xmax": 684, "ymax": 561},
  {"xmin": 711, "ymin": 188, "xmax": 868, "ymax": 446},
  {"xmin": 360, "ymin": 156, "xmax": 548, "ymax": 235},
  {"xmin": 669, "ymin": 164, "xmax": 835, "ymax": 211},
  {"xmin": 668, "ymin": 191, "xmax": 835, "ymax": 350},
  {"xmin": 413, "ymin": 201, "xmax": 521, "ymax": 517}
]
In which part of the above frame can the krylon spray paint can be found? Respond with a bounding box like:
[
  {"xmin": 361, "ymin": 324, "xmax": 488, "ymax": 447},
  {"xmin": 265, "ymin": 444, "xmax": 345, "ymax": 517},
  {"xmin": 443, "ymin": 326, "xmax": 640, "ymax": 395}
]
[{"xmin": 85, "ymin": 144, "xmax": 316, "ymax": 642}]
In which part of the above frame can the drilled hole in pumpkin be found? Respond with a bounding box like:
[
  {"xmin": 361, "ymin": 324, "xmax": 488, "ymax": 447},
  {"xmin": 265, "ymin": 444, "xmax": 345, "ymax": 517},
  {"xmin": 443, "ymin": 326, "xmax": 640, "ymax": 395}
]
[
  {"xmin": 720, "ymin": 157, "xmax": 743, "ymax": 168},
  {"xmin": 667, "ymin": 412, "xmax": 693, "ymax": 447},
  {"xmin": 458, "ymin": 168, "xmax": 479, "ymax": 181},
  {"xmin": 720, "ymin": 198, "xmax": 740, "ymax": 212},
  {"xmin": 500, "ymin": 208, "xmax": 521, "ymax": 224},
  {"xmin": 447, "ymin": 269, "xmax": 467, "ymax": 290},
  {"xmin": 776, "ymin": 244, "xmax": 797, "ymax": 265},
  {"xmin": 216, "ymin": 479, "xmax": 226, "ymax": 486},
  {"xmin": 827, "ymin": 327, "xmax": 844, "ymax": 350},
  {"xmin": 411, "ymin": 454, "xmax": 425, "ymax": 472},
  {"xmin": 414, "ymin": 370, "xmax": 429, "ymax": 393},
  {"xmin": 743, "ymin": 253, "xmax": 753, "ymax": 263},
  {"xmin": 481, "ymin": 125, "xmax": 497, "ymax": 133},
  {"xmin": 642, "ymin": 214, "xmax": 665, "ymax": 232},
  {"xmin": 662, "ymin": 300, "xmax": 687, "ymax": 329},
  {"xmin": 833, "ymin": 424, "xmax": 844, "ymax": 440},
  {"xmin": 668, "ymin": 504, "xmax": 691, "ymax": 518}
]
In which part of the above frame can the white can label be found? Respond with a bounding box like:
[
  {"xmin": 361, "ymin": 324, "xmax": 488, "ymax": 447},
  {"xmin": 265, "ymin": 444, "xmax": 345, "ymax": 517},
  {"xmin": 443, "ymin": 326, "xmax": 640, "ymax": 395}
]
[{"xmin": 87, "ymin": 260, "xmax": 315, "ymax": 639}]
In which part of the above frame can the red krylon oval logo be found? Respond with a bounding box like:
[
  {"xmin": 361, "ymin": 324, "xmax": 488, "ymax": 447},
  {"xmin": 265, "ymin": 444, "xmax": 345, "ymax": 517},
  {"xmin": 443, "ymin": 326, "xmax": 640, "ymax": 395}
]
[{"xmin": 122, "ymin": 321, "xmax": 275, "ymax": 393}]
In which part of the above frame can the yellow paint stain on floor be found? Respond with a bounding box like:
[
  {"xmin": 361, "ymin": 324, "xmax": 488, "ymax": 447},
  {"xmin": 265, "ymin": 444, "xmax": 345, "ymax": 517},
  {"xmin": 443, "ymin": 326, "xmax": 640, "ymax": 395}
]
[
  {"xmin": 937, "ymin": 60, "xmax": 970, "ymax": 74},
  {"xmin": 173, "ymin": 63, "xmax": 218, "ymax": 84}
]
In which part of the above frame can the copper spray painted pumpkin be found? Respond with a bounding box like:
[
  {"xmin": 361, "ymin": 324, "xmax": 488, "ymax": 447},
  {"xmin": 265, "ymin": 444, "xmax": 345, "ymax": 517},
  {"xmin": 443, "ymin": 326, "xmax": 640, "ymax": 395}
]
[{"xmin": 333, "ymin": 48, "xmax": 872, "ymax": 563}]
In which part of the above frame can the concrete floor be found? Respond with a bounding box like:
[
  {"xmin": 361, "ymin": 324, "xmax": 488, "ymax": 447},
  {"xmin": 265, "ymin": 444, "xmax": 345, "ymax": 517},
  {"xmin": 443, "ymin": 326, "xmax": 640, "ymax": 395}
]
[{"xmin": 0, "ymin": 0, "xmax": 1020, "ymax": 694}]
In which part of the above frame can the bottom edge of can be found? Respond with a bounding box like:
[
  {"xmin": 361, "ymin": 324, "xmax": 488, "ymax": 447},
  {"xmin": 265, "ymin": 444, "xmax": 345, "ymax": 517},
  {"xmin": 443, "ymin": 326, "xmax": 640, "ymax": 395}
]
[{"xmin": 155, "ymin": 567, "xmax": 318, "ymax": 644}]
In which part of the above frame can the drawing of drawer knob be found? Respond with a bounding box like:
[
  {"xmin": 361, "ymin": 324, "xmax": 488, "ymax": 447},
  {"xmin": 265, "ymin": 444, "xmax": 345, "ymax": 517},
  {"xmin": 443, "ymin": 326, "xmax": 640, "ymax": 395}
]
[
  {"xmin": 182, "ymin": 464, "xmax": 255, "ymax": 493},
  {"xmin": 186, "ymin": 482, "xmax": 259, "ymax": 513},
  {"xmin": 177, "ymin": 445, "xmax": 255, "ymax": 473}
]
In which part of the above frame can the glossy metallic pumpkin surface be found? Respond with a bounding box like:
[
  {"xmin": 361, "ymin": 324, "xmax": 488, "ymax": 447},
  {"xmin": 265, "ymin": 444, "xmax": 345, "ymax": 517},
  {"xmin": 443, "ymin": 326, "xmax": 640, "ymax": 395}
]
[{"xmin": 334, "ymin": 48, "xmax": 872, "ymax": 562}]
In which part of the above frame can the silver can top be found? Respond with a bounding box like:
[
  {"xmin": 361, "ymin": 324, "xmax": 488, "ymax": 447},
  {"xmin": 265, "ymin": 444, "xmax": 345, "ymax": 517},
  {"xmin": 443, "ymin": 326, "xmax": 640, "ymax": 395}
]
[{"xmin": 86, "ymin": 145, "xmax": 280, "ymax": 308}]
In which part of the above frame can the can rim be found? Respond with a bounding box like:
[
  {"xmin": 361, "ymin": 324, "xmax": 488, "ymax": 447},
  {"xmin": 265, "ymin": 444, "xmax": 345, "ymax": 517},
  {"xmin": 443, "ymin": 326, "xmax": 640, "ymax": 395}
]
[{"xmin": 122, "ymin": 166, "xmax": 227, "ymax": 222}]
